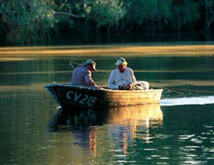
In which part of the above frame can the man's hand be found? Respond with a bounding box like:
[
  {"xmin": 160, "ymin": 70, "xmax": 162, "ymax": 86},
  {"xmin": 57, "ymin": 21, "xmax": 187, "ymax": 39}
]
[
  {"xmin": 127, "ymin": 84, "xmax": 133, "ymax": 90},
  {"xmin": 118, "ymin": 84, "xmax": 132, "ymax": 90},
  {"xmin": 118, "ymin": 85, "xmax": 124, "ymax": 90}
]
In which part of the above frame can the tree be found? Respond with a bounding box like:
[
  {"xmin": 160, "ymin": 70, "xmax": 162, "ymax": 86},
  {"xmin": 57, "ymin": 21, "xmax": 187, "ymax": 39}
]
[
  {"xmin": 202, "ymin": 0, "xmax": 214, "ymax": 31},
  {"xmin": 171, "ymin": 0, "xmax": 200, "ymax": 32},
  {"xmin": 0, "ymin": 0, "xmax": 58, "ymax": 44},
  {"xmin": 0, "ymin": 0, "xmax": 213, "ymax": 45},
  {"xmin": 87, "ymin": 0, "xmax": 125, "ymax": 32},
  {"xmin": 121, "ymin": 0, "xmax": 173, "ymax": 32}
]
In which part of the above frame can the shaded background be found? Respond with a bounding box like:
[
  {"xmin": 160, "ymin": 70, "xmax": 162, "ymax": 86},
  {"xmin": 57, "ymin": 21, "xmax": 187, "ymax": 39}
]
[{"xmin": 1, "ymin": 0, "xmax": 214, "ymax": 45}]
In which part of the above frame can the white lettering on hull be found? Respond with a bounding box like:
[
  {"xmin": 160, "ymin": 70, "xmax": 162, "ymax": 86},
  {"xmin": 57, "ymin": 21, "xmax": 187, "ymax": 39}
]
[{"xmin": 66, "ymin": 91, "xmax": 97, "ymax": 107}]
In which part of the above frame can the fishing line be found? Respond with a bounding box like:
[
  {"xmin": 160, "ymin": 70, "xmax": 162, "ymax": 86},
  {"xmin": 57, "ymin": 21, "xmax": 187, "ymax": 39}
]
[
  {"xmin": 171, "ymin": 88, "xmax": 214, "ymax": 94},
  {"xmin": 68, "ymin": 61, "xmax": 214, "ymax": 95},
  {"xmin": 161, "ymin": 87, "xmax": 214, "ymax": 98},
  {"xmin": 161, "ymin": 87, "xmax": 185, "ymax": 96}
]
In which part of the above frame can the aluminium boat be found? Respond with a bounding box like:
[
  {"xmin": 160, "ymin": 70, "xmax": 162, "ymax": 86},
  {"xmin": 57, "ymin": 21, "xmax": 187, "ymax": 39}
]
[{"xmin": 45, "ymin": 84, "xmax": 163, "ymax": 110}]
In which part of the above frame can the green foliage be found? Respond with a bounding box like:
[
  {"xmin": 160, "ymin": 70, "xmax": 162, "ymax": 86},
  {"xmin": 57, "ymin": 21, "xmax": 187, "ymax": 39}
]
[
  {"xmin": 0, "ymin": 0, "xmax": 56, "ymax": 44},
  {"xmin": 171, "ymin": 0, "xmax": 200, "ymax": 31},
  {"xmin": 0, "ymin": 0, "xmax": 214, "ymax": 45},
  {"xmin": 122, "ymin": 0, "xmax": 173, "ymax": 32},
  {"xmin": 88, "ymin": 0, "xmax": 125, "ymax": 28},
  {"xmin": 126, "ymin": 0, "xmax": 172, "ymax": 23},
  {"xmin": 200, "ymin": 0, "xmax": 214, "ymax": 31}
]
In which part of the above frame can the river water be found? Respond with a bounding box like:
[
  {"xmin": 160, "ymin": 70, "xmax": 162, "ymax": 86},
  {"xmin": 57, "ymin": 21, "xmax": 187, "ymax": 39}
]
[{"xmin": 0, "ymin": 44, "xmax": 214, "ymax": 165}]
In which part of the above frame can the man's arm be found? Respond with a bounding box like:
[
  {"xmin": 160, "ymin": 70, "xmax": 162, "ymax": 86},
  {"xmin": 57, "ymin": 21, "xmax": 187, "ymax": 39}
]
[
  {"xmin": 107, "ymin": 71, "xmax": 118, "ymax": 89},
  {"xmin": 130, "ymin": 69, "xmax": 137, "ymax": 85},
  {"xmin": 84, "ymin": 71, "xmax": 97, "ymax": 87}
]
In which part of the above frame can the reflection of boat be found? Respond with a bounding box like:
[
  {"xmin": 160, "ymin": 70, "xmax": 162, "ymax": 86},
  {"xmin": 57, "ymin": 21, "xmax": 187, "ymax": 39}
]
[
  {"xmin": 47, "ymin": 103, "xmax": 162, "ymax": 130},
  {"xmin": 47, "ymin": 104, "xmax": 163, "ymax": 158},
  {"xmin": 108, "ymin": 104, "xmax": 163, "ymax": 139},
  {"xmin": 45, "ymin": 84, "xmax": 163, "ymax": 109},
  {"xmin": 108, "ymin": 104, "xmax": 163, "ymax": 126},
  {"xmin": 107, "ymin": 104, "xmax": 163, "ymax": 152}
]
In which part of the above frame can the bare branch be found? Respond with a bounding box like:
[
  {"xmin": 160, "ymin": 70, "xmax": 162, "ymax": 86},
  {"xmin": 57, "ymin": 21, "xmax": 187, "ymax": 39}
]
[{"xmin": 55, "ymin": 11, "xmax": 85, "ymax": 18}]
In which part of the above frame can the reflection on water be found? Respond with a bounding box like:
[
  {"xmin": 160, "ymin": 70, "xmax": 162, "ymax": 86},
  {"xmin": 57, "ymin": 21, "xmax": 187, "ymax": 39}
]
[
  {"xmin": 107, "ymin": 104, "xmax": 163, "ymax": 155},
  {"xmin": 46, "ymin": 104, "xmax": 214, "ymax": 165},
  {"xmin": 0, "ymin": 45, "xmax": 214, "ymax": 164},
  {"xmin": 47, "ymin": 104, "xmax": 163, "ymax": 160},
  {"xmin": 107, "ymin": 104, "xmax": 163, "ymax": 143},
  {"xmin": 47, "ymin": 104, "xmax": 162, "ymax": 130},
  {"xmin": 1, "ymin": 45, "xmax": 214, "ymax": 57}
]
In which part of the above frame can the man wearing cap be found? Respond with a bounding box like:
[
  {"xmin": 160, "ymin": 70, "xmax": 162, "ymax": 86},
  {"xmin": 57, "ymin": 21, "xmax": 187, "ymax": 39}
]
[
  {"xmin": 107, "ymin": 57, "xmax": 137, "ymax": 90},
  {"xmin": 71, "ymin": 59, "xmax": 97, "ymax": 87}
]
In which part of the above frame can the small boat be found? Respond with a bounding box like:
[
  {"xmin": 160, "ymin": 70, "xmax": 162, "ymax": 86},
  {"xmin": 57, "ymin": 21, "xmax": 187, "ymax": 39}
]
[{"xmin": 45, "ymin": 84, "xmax": 163, "ymax": 109}]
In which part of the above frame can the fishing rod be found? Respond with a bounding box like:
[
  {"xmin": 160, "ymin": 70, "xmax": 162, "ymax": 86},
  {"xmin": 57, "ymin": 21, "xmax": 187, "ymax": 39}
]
[
  {"xmin": 69, "ymin": 61, "xmax": 214, "ymax": 94},
  {"xmin": 69, "ymin": 61, "xmax": 80, "ymax": 70}
]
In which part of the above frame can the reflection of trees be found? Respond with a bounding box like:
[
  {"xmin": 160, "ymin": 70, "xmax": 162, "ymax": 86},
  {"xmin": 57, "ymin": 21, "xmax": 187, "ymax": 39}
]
[
  {"xmin": 0, "ymin": 57, "xmax": 56, "ymax": 86},
  {"xmin": 1, "ymin": 49, "xmax": 213, "ymax": 88}
]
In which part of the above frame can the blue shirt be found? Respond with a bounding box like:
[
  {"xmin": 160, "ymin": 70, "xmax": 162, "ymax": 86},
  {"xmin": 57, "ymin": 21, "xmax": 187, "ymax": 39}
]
[{"xmin": 71, "ymin": 66, "xmax": 96, "ymax": 86}]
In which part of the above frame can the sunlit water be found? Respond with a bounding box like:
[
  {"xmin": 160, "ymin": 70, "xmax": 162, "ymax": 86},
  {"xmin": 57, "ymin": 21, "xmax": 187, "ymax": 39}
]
[{"xmin": 0, "ymin": 44, "xmax": 214, "ymax": 165}]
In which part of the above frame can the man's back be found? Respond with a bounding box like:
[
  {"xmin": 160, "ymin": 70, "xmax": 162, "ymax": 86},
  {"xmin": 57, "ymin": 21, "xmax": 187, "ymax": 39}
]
[{"xmin": 71, "ymin": 65, "xmax": 96, "ymax": 86}]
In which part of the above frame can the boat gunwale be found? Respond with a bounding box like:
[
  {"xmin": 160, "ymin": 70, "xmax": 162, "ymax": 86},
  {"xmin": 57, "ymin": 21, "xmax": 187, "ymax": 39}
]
[{"xmin": 45, "ymin": 84, "xmax": 163, "ymax": 93}]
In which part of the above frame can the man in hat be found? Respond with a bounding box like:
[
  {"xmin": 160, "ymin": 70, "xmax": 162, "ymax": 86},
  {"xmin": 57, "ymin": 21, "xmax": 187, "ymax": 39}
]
[
  {"xmin": 107, "ymin": 57, "xmax": 137, "ymax": 90},
  {"xmin": 71, "ymin": 59, "xmax": 97, "ymax": 87}
]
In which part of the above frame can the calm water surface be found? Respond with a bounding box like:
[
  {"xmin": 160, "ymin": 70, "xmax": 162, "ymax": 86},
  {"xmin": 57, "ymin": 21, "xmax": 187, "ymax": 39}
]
[{"xmin": 0, "ymin": 44, "xmax": 214, "ymax": 165}]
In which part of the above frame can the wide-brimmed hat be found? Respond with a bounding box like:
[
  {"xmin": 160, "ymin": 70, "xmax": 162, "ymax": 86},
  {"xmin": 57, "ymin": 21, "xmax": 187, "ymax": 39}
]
[
  {"xmin": 82, "ymin": 59, "xmax": 96, "ymax": 71},
  {"xmin": 115, "ymin": 57, "xmax": 128, "ymax": 66}
]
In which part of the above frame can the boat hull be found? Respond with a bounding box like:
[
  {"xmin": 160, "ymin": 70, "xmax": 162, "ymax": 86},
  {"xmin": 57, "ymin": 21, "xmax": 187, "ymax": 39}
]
[{"xmin": 45, "ymin": 84, "xmax": 163, "ymax": 109}]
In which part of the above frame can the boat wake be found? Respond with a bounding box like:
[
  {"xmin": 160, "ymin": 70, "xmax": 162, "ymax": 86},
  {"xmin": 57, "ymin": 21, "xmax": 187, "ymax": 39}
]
[{"xmin": 160, "ymin": 96, "xmax": 214, "ymax": 106}]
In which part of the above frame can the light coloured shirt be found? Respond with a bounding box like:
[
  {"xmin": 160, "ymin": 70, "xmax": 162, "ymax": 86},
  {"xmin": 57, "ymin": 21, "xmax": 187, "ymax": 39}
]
[
  {"xmin": 71, "ymin": 66, "xmax": 96, "ymax": 86},
  {"xmin": 107, "ymin": 67, "xmax": 137, "ymax": 89}
]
